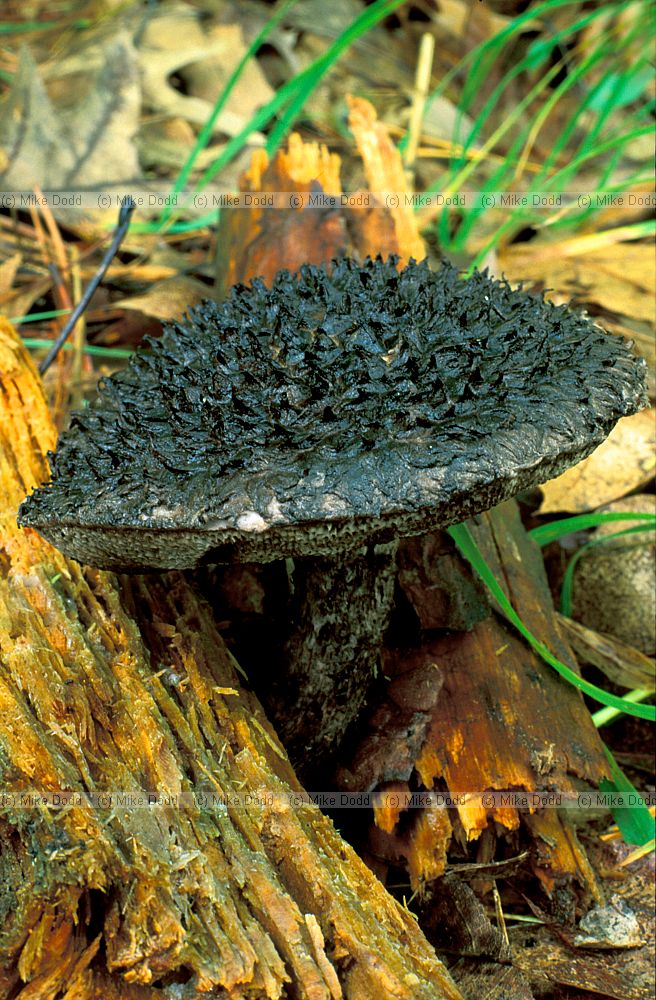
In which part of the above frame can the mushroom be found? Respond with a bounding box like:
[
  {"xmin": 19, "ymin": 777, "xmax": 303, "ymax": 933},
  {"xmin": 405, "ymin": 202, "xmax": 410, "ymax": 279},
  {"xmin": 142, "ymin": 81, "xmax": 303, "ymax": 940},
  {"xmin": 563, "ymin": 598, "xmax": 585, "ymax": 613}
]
[{"xmin": 20, "ymin": 257, "xmax": 647, "ymax": 763}]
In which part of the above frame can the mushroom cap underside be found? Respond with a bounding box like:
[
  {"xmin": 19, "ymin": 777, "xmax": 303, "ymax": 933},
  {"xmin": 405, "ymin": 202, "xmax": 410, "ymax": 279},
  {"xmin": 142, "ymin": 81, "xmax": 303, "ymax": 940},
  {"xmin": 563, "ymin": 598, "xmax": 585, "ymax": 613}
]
[{"xmin": 19, "ymin": 257, "xmax": 648, "ymax": 570}]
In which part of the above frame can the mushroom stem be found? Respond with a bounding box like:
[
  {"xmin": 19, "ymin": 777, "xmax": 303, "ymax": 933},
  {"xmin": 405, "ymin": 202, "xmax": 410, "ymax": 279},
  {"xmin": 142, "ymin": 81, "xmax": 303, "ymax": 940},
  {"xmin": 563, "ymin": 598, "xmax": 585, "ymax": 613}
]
[{"xmin": 266, "ymin": 540, "xmax": 399, "ymax": 771}]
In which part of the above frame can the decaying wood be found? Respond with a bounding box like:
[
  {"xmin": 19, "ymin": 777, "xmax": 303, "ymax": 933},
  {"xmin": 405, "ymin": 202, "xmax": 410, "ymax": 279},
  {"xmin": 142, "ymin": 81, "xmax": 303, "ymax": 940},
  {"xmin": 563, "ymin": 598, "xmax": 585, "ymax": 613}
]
[
  {"xmin": 338, "ymin": 505, "xmax": 610, "ymax": 901},
  {"xmin": 0, "ymin": 319, "xmax": 463, "ymax": 997},
  {"xmin": 345, "ymin": 96, "xmax": 425, "ymax": 263},
  {"xmin": 215, "ymin": 134, "xmax": 348, "ymax": 294},
  {"xmin": 215, "ymin": 97, "xmax": 424, "ymax": 294}
]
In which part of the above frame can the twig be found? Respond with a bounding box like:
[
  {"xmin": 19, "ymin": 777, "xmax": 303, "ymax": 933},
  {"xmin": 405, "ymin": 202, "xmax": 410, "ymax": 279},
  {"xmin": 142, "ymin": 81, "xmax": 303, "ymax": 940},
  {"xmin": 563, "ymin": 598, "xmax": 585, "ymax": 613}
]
[
  {"xmin": 39, "ymin": 198, "xmax": 136, "ymax": 375},
  {"xmin": 492, "ymin": 882, "xmax": 509, "ymax": 949},
  {"xmin": 69, "ymin": 245, "xmax": 85, "ymax": 412},
  {"xmin": 33, "ymin": 183, "xmax": 69, "ymax": 283}
]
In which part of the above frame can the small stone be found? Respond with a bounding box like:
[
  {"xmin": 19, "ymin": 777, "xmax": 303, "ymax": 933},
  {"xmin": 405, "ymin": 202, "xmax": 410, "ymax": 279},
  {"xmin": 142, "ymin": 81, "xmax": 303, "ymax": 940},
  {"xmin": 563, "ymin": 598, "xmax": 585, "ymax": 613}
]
[
  {"xmin": 574, "ymin": 895, "xmax": 644, "ymax": 949},
  {"xmin": 572, "ymin": 495, "xmax": 656, "ymax": 655}
]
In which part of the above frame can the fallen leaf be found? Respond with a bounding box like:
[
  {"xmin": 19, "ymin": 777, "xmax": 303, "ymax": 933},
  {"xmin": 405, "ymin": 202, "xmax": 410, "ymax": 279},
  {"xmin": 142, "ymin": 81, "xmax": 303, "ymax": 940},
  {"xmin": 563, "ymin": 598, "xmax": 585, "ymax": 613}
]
[
  {"xmin": 422, "ymin": 94, "xmax": 476, "ymax": 145},
  {"xmin": 499, "ymin": 236, "xmax": 655, "ymax": 390},
  {"xmin": 0, "ymin": 38, "xmax": 140, "ymax": 191},
  {"xmin": 500, "ymin": 239, "xmax": 655, "ymax": 324},
  {"xmin": 432, "ymin": 0, "xmax": 514, "ymax": 44},
  {"xmin": 138, "ymin": 118, "xmax": 224, "ymax": 173},
  {"xmin": 538, "ymin": 409, "xmax": 656, "ymax": 513},
  {"xmin": 601, "ymin": 314, "xmax": 655, "ymax": 398},
  {"xmin": 557, "ymin": 614, "xmax": 655, "ymax": 691},
  {"xmin": 139, "ymin": 4, "xmax": 272, "ymax": 138},
  {"xmin": 2, "ymin": 278, "xmax": 53, "ymax": 326},
  {"xmin": 0, "ymin": 253, "xmax": 52, "ymax": 327},
  {"xmin": 113, "ymin": 276, "xmax": 209, "ymax": 321}
]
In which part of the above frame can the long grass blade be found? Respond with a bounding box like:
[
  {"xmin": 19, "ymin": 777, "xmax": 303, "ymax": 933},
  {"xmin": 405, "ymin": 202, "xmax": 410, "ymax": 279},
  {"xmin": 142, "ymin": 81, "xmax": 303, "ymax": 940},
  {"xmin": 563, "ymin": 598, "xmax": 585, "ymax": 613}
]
[
  {"xmin": 559, "ymin": 525, "xmax": 655, "ymax": 617},
  {"xmin": 529, "ymin": 512, "xmax": 656, "ymax": 547},
  {"xmin": 600, "ymin": 745, "xmax": 655, "ymax": 846},
  {"xmin": 155, "ymin": 0, "xmax": 299, "ymax": 228},
  {"xmin": 447, "ymin": 522, "xmax": 655, "ymax": 722}
]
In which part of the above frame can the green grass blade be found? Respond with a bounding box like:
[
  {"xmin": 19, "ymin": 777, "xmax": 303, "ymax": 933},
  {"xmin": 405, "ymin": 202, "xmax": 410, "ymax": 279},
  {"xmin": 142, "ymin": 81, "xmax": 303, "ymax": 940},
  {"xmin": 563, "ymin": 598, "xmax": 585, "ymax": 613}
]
[
  {"xmin": 265, "ymin": 0, "xmax": 407, "ymax": 154},
  {"xmin": 424, "ymin": 59, "xmax": 565, "ymax": 201},
  {"xmin": 600, "ymin": 745, "xmax": 655, "ymax": 846},
  {"xmin": 447, "ymin": 521, "xmax": 655, "ymax": 722},
  {"xmin": 265, "ymin": 62, "xmax": 327, "ymax": 155},
  {"xmin": 537, "ymin": 124, "xmax": 654, "ymax": 190},
  {"xmin": 522, "ymin": 28, "xmax": 620, "ymax": 186},
  {"xmin": 151, "ymin": 0, "xmax": 405, "ymax": 232},
  {"xmin": 426, "ymin": 0, "xmax": 620, "ymax": 120},
  {"xmin": 453, "ymin": 6, "xmax": 622, "ymax": 166},
  {"xmin": 593, "ymin": 689, "xmax": 653, "ymax": 727},
  {"xmin": 573, "ymin": 20, "xmax": 648, "ymax": 161},
  {"xmin": 445, "ymin": 122, "xmax": 534, "ymax": 252},
  {"xmin": 10, "ymin": 309, "xmax": 72, "ymax": 324},
  {"xmin": 424, "ymin": 0, "xmax": 653, "ymax": 257},
  {"xmin": 155, "ymin": 0, "xmax": 299, "ymax": 228},
  {"xmin": 529, "ymin": 512, "xmax": 656, "ymax": 547},
  {"xmin": 0, "ymin": 19, "xmax": 91, "ymax": 33},
  {"xmin": 21, "ymin": 338, "xmax": 133, "ymax": 359}
]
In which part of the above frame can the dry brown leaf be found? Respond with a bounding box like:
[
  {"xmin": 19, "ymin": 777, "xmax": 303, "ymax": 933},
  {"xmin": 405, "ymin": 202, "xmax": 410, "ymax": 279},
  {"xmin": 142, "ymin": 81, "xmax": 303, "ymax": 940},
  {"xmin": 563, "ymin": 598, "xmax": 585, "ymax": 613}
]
[
  {"xmin": 500, "ymin": 237, "xmax": 655, "ymax": 394},
  {"xmin": 604, "ymin": 316, "xmax": 656, "ymax": 397},
  {"xmin": 138, "ymin": 118, "xmax": 224, "ymax": 173},
  {"xmin": 557, "ymin": 614, "xmax": 655, "ymax": 691},
  {"xmin": 432, "ymin": 0, "xmax": 513, "ymax": 43},
  {"xmin": 1, "ymin": 278, "xmax": 53, "ymax": 326},
  {"xmin": 538, "ymin": 409, "xmax": 656, "ymax": 513},
  {"xmin": 575, "ymin": 179, "xmax": 656, "ymax": 229},
  {"xmin": 114, "ymin": 276, "xmax": 208, "ymax": 321},
  {"xmin": 500, "ymin": 240, "xmax": 656, "ymax": 325},
  {"xmin": 422, "ymin": 94, "xmax": 476, "ymax": 145},
  {"xmin": 139, "ymin": 5, "xmax": 272, "ymax": 138},
  {"xmin": 0, "ymin": 39, "xmax": 140, "ymax": 192}
]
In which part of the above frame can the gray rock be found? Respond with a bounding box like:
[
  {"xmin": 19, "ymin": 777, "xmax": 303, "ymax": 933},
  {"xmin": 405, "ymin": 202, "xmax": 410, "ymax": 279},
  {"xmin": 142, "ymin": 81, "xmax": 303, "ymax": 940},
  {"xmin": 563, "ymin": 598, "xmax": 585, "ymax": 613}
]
[
  {"xmin": 572, "ymin": 495, "xmax": 656, "ymax": 655},
  {"xmin": 574, "ymin": 895, "xmax": 643, "ymax": 949}
]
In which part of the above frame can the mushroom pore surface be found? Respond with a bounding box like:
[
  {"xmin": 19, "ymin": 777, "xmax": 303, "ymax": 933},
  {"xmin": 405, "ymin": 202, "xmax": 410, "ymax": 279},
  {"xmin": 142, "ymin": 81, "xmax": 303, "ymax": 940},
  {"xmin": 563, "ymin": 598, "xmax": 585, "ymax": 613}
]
[{"xmin": 19, "ymin": 257, "xmax": 647, "ymax": 569}]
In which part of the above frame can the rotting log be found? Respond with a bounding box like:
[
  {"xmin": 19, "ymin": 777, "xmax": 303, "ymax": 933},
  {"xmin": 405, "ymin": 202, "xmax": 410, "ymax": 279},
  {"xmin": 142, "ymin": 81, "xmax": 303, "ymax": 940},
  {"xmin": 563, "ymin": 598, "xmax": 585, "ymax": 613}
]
[
  {"xmin": 338, "ymin": 504, "xmax": 610, "ymax": 903},
  {"xmin": 0, "ymin": 320, "xmax": 463, "ymax": 997}
]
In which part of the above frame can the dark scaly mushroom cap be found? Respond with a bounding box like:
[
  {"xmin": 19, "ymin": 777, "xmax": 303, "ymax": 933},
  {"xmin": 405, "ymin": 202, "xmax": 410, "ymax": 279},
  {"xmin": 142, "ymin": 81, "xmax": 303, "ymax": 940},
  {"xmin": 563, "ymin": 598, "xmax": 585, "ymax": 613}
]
[{"xmin": 20, "ymin": 257, "xmax": 647, "ymax": 569}]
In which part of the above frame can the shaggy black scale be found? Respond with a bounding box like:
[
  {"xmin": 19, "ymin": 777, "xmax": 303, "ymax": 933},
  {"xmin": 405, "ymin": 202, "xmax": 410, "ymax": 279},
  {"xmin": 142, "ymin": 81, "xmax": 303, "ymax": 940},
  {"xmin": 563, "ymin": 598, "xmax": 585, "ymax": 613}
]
[{"xmin": 20, "ymin": 257, "xmax": 647, "ymax": 570}]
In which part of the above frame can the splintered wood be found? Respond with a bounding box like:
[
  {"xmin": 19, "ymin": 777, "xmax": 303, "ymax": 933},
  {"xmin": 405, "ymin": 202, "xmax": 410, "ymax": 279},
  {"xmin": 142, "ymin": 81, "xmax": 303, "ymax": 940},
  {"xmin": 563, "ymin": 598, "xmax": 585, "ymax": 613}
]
[
  {"xmin": 216, "ymin": 97, "xmax": 424, "ymax": 293},
  {"xmin": 0, "ymin": 318, "xmax": 461, "ymax": 997}
]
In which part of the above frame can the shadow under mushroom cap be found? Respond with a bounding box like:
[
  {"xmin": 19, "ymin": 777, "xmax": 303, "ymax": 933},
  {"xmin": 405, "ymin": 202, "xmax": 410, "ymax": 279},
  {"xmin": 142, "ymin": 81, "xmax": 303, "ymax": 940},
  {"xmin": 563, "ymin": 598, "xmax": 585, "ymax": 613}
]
[{"xmin": 20, "ymin": 257, "xmax": 648, "ymax": 570}]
